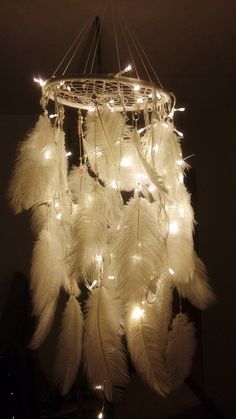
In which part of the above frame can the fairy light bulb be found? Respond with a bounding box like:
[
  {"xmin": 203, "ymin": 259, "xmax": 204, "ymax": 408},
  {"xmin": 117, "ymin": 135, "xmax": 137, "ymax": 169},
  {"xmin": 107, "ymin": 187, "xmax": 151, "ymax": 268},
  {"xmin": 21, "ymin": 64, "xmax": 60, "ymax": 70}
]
[
  {"xmin": 169, "ymin": 268, "xmax": 175, "ymax": 276},
  {"xmin": 66, "ymin": 151, "xmax": 72, "ymax": 157},
  {"xmin": 108, "ymin": 275, "xmax": 115, "ymax": 280},
  {"xmin": 98, "ymin": 412, "xmax": 104, "ymax": 419},
  {"xmin": 152, "ymin": 144, "xmax": 159, "ymax": 153},
  {"xmin": 132, "ymin": 306, "xmax": 145, "ymax": 320},
  {"xmin": 56, "ymin": 213, "xmax": 62, "ymax": 220},
  {"xmin": 33, "ymin": 77, "xmax": 46, "ymax": 87},
  {"xmin": 133, "ymin": 84, "xmax": 140, "ymax": 92},
  {"xmin": 169, "ymin": 220, "xmax": 179, "ymax": 234},
  {"xmin": 136, "ymin": 97, "xmax": 143, "ymax": 104},
  {"xmin": 176, "ymin": 159, "xmax": 184, "ymax": 166},
  {"xmin": 120, "ymin": 157, "xmax": 132, "ymax": 167},
  {"xmin": 43, "ymin": 148, "xmax": 52, "ymax": 160},
  {"xmin": 95, "ymin": 255, "xmax": 103, "ymax": 263},
  {"xmin": 147, "ymin": 184, "xmax": 156, "ymax": 193}
]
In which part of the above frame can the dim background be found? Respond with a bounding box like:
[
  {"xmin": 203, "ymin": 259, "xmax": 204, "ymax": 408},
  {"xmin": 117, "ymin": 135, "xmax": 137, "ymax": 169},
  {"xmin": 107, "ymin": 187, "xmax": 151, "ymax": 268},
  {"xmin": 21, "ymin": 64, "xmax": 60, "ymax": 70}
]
[{"xmin": 0, "ymin": 1, "xmax": 235, "ymax": 418}]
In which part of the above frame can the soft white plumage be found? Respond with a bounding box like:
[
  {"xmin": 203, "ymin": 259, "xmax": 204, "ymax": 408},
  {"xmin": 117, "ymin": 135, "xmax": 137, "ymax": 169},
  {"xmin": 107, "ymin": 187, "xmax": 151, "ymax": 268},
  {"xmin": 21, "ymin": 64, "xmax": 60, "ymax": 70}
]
[
  {"xmin": 69, "ymin": 182, "xmax": 108, "ymax": 282},
  {"xmin": 54, "ymin": 295, "xmax": 83, "ymax": 395},
  {"xmin": 114, "ymin": 197, "xmax": 164, "ymax": 300},
  {"xmin": 84, "ymin": 286, "xmax": 128, "ymax": 401},
  {"xmin": 9, "ymin": 116, "xmax": 59, "ymax": 213},
  {"xmin": 166, "ymin": 313, "xmax": 196, "ymax": 389},
  {"xmin": 125, "ymin": 277, "xmax": 173, "ymax": 396},
  {"xmin": 30, "ymin": 217, "xmax": 69, "ymax": 348},
  {"xmin": 178, "ymin": 254, "xmax": 216, "ymax": 309}
]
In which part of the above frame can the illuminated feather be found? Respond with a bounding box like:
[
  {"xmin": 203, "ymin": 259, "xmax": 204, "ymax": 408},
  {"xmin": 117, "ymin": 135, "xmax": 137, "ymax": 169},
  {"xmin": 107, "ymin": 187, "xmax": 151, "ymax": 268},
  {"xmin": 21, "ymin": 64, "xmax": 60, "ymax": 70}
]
[
  {"xmin": 167, "ymin": 313, "xmax": 196, "ymax": 388},
  {"xmin": 125, "ymin": 278, "xmax": 172, "ymax": 396},
  {"xmin": 178, "ymin": 254, "xmax": 216, "ymax": 309},
  {"xmin": 84, "ymin": 286, "xmax": 128, "ymax": 401},
  {"xmin": 115, "ymin": 197, "xmax": 164, "ymax": 300},
  {"xmin": 54, "ymin": 295, "xmax": 83, "ymax": 395}
]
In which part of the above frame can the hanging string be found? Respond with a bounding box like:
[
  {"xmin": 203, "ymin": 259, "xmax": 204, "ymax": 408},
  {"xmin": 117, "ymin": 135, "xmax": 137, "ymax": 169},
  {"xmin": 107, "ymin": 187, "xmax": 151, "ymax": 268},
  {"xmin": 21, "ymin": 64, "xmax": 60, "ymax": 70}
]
[
  {"xmin": 90, "ymin": 1, "xmax": 108, "ymax": 73},
  {"xmin": 116, "ymin": 8, "xmax": 139, "ymax": 79},
  {"xmin": 51, "ymin": 17, "xmax": 94, "ymax": 77},
  {"xmin": 84, "ymin": 19, "xmax": 101, "ymax": 73},
  {"xmin": 129, "ymin": 25, "xmax": 164, "ymax": 88},
  {"xmin": 111, "ymin": 0, "xmax": 121, "ymax": 73}
]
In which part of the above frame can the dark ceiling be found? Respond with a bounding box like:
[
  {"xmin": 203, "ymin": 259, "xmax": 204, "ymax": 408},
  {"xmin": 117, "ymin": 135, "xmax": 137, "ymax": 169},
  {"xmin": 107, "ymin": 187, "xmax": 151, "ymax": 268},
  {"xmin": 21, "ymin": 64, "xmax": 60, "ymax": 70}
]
[{"xmin": 1, "ymin": 0, "xmax": 236, "ymax": 118}]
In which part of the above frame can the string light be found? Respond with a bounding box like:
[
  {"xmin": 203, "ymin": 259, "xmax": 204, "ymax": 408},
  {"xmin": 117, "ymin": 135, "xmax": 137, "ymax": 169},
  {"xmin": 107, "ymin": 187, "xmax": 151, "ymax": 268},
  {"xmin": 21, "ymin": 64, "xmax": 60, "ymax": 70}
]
[
  {"xmin": 66, "ymin": 151, "xmax": 72, "ymax": 157},
  {"xmin": 33, "ymin": 77, "xmax": 46, "ymax": 87},
  {"xmin": 115, "ymin": 64, "xmax": 132, "ymax": 76},
  {"xmin": 132, "ymin": 306, "xmax": 145, "ymax": 319},
  {"xmin": 56, "ymin": 212, "xmax": 62, "ymax": 220},
  {"xmin": 108, "ymin": 275, "xmax": 115, "ymax": 280},
  {"xmin": 169, "ymin": 221, "xmax": 179, "ymax": 234},
  {"xmin": 133, "ymin": 84, "xmax": 140, "ymax": 92},
  {"xmin": 168, "ymin": 268, "xmax": 175, "ymax": 276},
  {"xmin": 98, "ymin": 412, "xmax": 104, "ymax": 419}
]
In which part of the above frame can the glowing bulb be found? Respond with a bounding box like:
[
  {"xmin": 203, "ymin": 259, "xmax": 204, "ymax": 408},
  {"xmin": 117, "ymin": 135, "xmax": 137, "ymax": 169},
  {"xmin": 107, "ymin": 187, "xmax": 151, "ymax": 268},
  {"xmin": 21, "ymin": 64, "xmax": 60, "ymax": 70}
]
[
  {"xmin": 169, "ymin": 221, "xmax": 179, "ymax": 234},
  {"xmin": 94, "ymin": 384, "xmax": 103, "ymax": 390},
  {"xmin": 49, "ymin": 113, "xmax": 58, "ymax": 119},
  {"xmin": 108, "ymin": 275, "xmax": 115, "ymax": 280},
  {"xmin": 54, "ymin": 201, "xmax": 60, "ymax": 209},
  {"xmin": 168, "ymin": 268, "xmax": 175, "ymax": 276},
  {"xmin": 66, "ymin": 151, "xmax": 72, "ymax": 157},
  {"xmin": 44, "ymin": 149, "xmax": 52, "ymax": 160},
  {"xmin": 120, "ymin": 157, "xmax": 132, "ymax": 167},
  {"xmin": 88, "ymin": 106, "xmax": 95, "ymax": 112},
  {"xmin": 67, "ymin": 85, "xmax": 71, "ymax": 92},
  {"xmin": 131, "ymin": 254, "xmax": 142, "ymax": 262},
  {"xmin": 148, "ymin": 93, "xmax": 153, "ymax": 98},
  {"xmin": 179, "ymin": 173, "xmax": 184, "ymax": 183},
  {"xmin": 132, "ymin": 306, "xmax": 145, "ymax": 319},
  {"xmin": 156, "ymin": 92, "xmax": 162, "ymax": 100},
  {"xmin": 109, "ymin": 99, "xmax": 115, "ymax": 105},
  {"xmin": 125, "ymin": 64, "xmax": 132, "ymax": 71},
  {"xmin": 91, "ymin": 280, "xmax": 98, "ymax": 289},
  {"xmin": 98, "ymin": 413, "xmax": 104, "ymax": 419},
  {"xmin": 136, "ymin": 97, "xmax": 143, "ymax": 104},
  {"xmin": 152, "ymin": 144, "xmax": 159, "ymax": 152},
  {"xmin": 176, "ymin": 159, "xmax": 183, "ymax": 166},
  {"xmin": 95, "ymin": 255, "xmax": 103, "ymax": 263},
  {"xmin": 110, "ymin": 180, "xmax": 118, "ymax": 189},
  {"xmin": 174, "ymin": 107, "xmax": 185, "ymax": 112},
  {"xmin": 56, "ymin": 213, "xmax": 62, "ymax": 220},
  {"xmin": 147, "ymin": 184, "xmax": 156, "ymax": 193},
  {"xmin": 163, "ymin": 122, "xmax": 169, "ymax": 128},
  {"xmin": 178, "ymin": 206, "xmax": 185, "ymax": 216},
  {"xmin": 33, "ymin": 77, "xmax": 46, "ymax": 87},
  {"xmin": 133, "ymin": 84, "xmax": 140, "ymax": 92},
  {"xmin": 115, "ymin": 64, "xmax": 132, "ymax": 76}
]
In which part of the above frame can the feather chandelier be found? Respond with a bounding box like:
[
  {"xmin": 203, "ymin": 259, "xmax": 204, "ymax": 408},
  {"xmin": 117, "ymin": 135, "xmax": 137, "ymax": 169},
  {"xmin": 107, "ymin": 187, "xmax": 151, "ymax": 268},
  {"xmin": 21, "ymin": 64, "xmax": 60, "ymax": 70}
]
[{"xmin": 9, "ymin": 9, "xmax": 215, "ymax": 411}]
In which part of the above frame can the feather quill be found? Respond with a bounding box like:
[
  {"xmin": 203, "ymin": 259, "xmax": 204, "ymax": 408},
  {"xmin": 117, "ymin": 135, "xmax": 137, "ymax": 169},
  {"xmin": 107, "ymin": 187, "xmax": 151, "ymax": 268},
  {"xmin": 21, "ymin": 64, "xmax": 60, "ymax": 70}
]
[
  {"xmin": 178, "ymin": 254, "xmax": 216, "ymax": 309},
  {"xmin": 84, "ymin": 286, "xmax": 128, "ymax": 401},
  {"xmin": 54, "ymin": 295, "xmax": 83, "ymax": 395},
  {"xmin": 125, "ymin": 278, "xmax": 172, "ymax": 396},
  {"xmin": 115, "ymin": 197, "xmax": 164, "ymax": 300},
  {"xmin": 166, "ymin": 313, "xmax": 196, "ymax": 389}
]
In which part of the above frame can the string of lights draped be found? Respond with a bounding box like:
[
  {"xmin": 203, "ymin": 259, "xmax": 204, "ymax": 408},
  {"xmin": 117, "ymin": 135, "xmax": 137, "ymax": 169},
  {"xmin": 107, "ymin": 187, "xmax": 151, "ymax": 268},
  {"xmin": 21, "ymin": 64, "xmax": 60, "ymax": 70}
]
[{"xmin": 9, "ymin": 4, "xmax": 215, "ymax": 417}]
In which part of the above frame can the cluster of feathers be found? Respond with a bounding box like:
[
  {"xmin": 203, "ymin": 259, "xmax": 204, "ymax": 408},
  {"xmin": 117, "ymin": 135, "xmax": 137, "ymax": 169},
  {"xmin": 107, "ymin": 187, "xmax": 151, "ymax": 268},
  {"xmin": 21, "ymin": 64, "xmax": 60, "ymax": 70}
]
[{"xmin": 9, "ymin": 109, "xmax": 215, "ymax": 401}]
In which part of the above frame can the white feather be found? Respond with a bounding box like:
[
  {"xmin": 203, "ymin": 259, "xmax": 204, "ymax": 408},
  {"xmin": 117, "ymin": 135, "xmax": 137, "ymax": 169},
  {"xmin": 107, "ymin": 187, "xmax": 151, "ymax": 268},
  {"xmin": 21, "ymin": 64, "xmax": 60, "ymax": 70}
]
[
  {"xmin": 84, "ymin": 109, "xmax": 126, "ymax": 182},
  {"xmin": 166, "ymin": 313, "xmax": 196, "ymax": 389},
  {"xmin": 84, "ymin": 286, "xmax": 128, "ymax": 401},
  {"xmin": 54, "ymin": 295, "xmax": 83, "ymax": 395},
  {"xmin": 30, "ymin": 216, "xmax": 68, "ymax": 348},
  {"xmin": 125, "ymin": 278, "xmax": 173, "ymax": 396},
  {"xmin": 115, "ymin": 197, "xmax": 164, "ymax": 300},
  {"xmin": 69, "ymin": 182, "xmax": 108, "ymax": 281},
  {"xmin": 8, "ymin": 116, "xmax": 62, "ymax": 213},
  {"xmin": 178, "ymin": 254, "xmax": 216, "ymax": 310}
]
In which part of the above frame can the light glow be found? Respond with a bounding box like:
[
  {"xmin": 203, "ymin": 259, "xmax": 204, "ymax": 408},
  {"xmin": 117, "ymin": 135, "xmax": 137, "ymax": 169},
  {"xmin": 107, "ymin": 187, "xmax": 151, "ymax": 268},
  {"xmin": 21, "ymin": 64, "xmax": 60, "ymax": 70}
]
[
  {"xmin": 98, "ymin": 413, "xmax": 104, "ymax": 419},
  {"xmin": 95, "ymin": 255, "xmax": 103, "ymax": 263},
  {"xmin": 132, "ymin": 306, "xmax": 145, "ymax": 320},
  {"xmin": 168, "ymin": 268, "xmax": 175, "ymax": 276},
  {"xmin": 169, "ymin": 220, "xmax": 179, "ymax": 234},
  {"xmin": 120, "ymin": 157, "xmax": 132, "ymax": 167},
  {"xmin": 33, "ymin": 77, "xmax": 46, "ymax": 87},
  {"xmin": 133, "ymin": 84, "xmax": 140, "ymax": 92}
]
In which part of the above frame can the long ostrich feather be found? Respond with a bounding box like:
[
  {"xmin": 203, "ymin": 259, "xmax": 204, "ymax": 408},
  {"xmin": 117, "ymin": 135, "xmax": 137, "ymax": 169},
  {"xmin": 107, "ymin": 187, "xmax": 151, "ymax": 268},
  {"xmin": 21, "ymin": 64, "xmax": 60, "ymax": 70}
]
[
  {"xmin": 125, "ymin": 278, "xmax": 173, "ymax": 396},
  {"xmin": 84, "ymin": 109, "xmax": 126, "ymax": 182},
  {"xmin": 84, "ymin": 286, "xmax": 128, "ymax": 401},
  {"xmin": 54, "ymin": 295, "xmax": 83, "ymax": 395},
  {"xmin": 69, "ymin": 182, "xmax": 108, "ymax": 281},
  {"xmin": 178, "ymin": 254, "xmax": 216, "ymax": 309},
  {"xmin": 114, "ymin": 197, "xmax": 164, "ymax": 300},
  {"xmin": 167, "ymin": 313, "xmax": 196, "ymax": 389},
  {"xmin": 30, "ymin": 217, "xmax": 68, "ymax": 348},
  {"xmin": 8, "ymin": 115, "xmax": 59, "ymax": 213}
]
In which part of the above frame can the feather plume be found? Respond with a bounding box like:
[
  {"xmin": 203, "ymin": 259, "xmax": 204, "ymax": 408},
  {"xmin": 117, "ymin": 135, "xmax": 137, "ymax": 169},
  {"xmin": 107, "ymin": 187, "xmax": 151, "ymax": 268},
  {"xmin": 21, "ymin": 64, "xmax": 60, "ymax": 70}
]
[
  {"xmin": 69, "ymin": 182, "xmax": 108, "ymax": 281},
  {"xmin": 166, "ymin": 313, "xmax": 196, "ymax": 389},
  {"xmin": 115, "ymin": 197, "xmax": 164, "ymax": 300},
  {"xmin": 9, "ymin": 116, "xmax": 61, "ymax": 213},
  {"xmin": 30, "ymin": 217, "xmax": 68, "ymax": 348},
  {"xmin": 178, "ymin": 254, "xmax": 216, "ymax": 309},
  {"xmin": 84, "ymin": 109, "xmax": 126, "ymax": 182},
  {"xmin": 125, "ymin": 278, "xmax": 173, "ymax": 396},
  {"xmin": 84, "ymin": 286, "xmax": 128, "ymax": 401},
  {"xmin": 54, "ymin": 295, "xmax": 83, "ymax": 395}
]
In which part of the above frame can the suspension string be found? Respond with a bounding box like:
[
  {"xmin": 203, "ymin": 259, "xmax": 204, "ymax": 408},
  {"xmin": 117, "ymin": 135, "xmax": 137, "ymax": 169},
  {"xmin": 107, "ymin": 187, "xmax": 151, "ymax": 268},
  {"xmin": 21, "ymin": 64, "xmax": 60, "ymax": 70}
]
[
  {"xmin": 111, "ymin": 0, "xmax": 121, "ymax": 73},
  {"xmin": 62, "ymin": 19, "xmax": 95, "ymax": 75},
  {"xmin": 117, "ymin": 8, "xmax": 139, "ymax": 79},
  {"xmin": 123, "ymin": 18, "xmax": 152, "ymax": 83},
  {"xmin": 130, "ymin": 27, "xmax": 164, "ymax": 88},
  {"xmin": 84, "ymin": 20, "xmax": 100, "ymax": 73},
  {"xmin": 51, "ymin": 17, "xmax": 93, "ymax": 77},
  {"xmin": 90, "ymin": 1, "xmax": 108, "ymax": 73}
]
